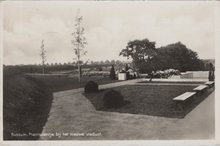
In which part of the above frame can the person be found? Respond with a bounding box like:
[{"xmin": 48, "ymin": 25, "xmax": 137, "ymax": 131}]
[
  {"xmin": 208, "ymin": 63, "xmax": 214, "ymax": 81},
  {"xmin": 149, "ymin": 71, "xmax": 154, "ymax": 82}
]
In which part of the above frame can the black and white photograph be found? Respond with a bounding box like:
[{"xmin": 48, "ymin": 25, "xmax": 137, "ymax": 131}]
[{"xmin": 1, "ymin": 0, "xmax": 219, "ymax": 145}]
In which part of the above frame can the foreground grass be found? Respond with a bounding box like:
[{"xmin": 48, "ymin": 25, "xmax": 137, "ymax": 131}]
[
  {"xmin": 31, "ymin": 75, "xmax": 120, "ymax": 92},
  {"xmin": 3, "ymin": 74, "xmax": 53, "ymax": 140},
  {"xmin": 84, "ymin": 85, "xmax": 213, "ymax": 118}
]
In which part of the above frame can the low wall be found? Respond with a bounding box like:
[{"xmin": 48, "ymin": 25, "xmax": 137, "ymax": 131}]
[
  {"xmin": 188, "ymin": 71, "xmax": 209, "ymax": 78},
  {"xmin": 180, "ymin": 72, "xmax": 193, "ymax": 78},
  {"xmin": 181, "ymin": 71, "xmax": 209, "ymax": 79}
]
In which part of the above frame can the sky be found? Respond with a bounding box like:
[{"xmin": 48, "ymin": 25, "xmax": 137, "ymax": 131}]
[{"xmin": 2, "ymin": 1, "xmax": 218, "ymax": 65}]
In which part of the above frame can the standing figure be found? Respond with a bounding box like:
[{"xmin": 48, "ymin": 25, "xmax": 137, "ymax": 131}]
[
  {"xmin": 149, "ymin": 71, "xmax": 154, "ymax": 82},
  {"xmin": 208, "ymin": 63, "xmax": 214, "ymax": 81},
  {"xmin": 110, "ymin": 65, "xmax": 116, "ymax": 80}
]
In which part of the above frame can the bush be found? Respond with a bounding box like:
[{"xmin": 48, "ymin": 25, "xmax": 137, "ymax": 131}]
[
  {"xmin": 103, "ymin": 89, "xmax": 124, "ymax": 108},
  {"xmin": 84, "ymin": 81, "xmax": 99, "ymax": 93}
]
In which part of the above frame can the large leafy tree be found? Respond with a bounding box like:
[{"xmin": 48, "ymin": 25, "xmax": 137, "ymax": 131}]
[
  {"xmin": 119, "ymin": 39, "xmax": 157, "ymax": 73},
  {"xmin": 156, "ymin": 42, "xmax": 204, "ymax": 71},
  {"xmin": 120, "ymin": 40, "xmax": 204, "ymax": 73}
]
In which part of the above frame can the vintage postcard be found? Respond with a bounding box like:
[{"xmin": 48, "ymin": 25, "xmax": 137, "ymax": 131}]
[{"xmin": 0, "ymin": 1, "xmax": 219, "ymax": 146}]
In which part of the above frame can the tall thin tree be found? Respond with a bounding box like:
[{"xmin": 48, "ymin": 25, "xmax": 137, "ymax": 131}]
[
  {"xmin": 72, "ymin": 10, "xmax": 87, "ymax": 83},
  {"xmin": 40, "ymin": 40, "xmax": 46, "ymax": 74}
]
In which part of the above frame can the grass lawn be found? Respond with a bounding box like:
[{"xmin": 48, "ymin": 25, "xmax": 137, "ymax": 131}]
[
  {"xmin": 84, "ymin": 85, "xmax": 213, "ymax": 118},
  {"xmin": 30, "ymin": 75, "xmax": 120, "ymax": 92}
]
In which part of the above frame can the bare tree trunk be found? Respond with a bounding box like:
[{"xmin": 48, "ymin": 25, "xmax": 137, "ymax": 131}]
[
  {"xmin": 40, "ymin": 40, "xmax": 46, "ymax": 74},
  {"xmin": 72, "ymin": 12, "xmax": 87, "ymax": 83},
  {"xmin": 78, "ymin": 63, "xmax": 81, "ymax": 83},
  {"xmin": 42, "ymin": 66, "xmax": 45, "ymax": 74}
]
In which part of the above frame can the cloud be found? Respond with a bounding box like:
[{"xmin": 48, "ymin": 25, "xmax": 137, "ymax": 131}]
[
  {"xmin": 3, "ymin": 1, "xmax": 216, "ymax": 65},
  {"xmin": 4, "ymin": 15, "xmax": 74, "ymax": 65}
]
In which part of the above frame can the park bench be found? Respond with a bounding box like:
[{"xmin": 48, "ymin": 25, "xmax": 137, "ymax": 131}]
[
  {"xmin": 193, "ymin": 85, "xmax": 208, "ymax": 95},
  {"xmin": 173, "ymin": 92, "xmax": 196, "ymax": 110},
  {"xmin": 204, "ymin": 81, "xmax": 214, "ymax": 88}
]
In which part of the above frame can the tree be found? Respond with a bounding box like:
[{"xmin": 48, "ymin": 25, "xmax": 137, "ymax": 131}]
[
  {"xmin": 105, "ymin": 60, "xmax": 110, "ymax": 65},
  {"xmin": 110, "ymin": 60, "xmax": 116, "ymax": 65},
  {"xmin": 120, "ymin": 40, "xmax": 204, "ymax": 73},
  {"xmin": 125, "ymin": 64, "xmax": 129, "ymax": 71},
  {"xmin": 100, "ymin": 61, "xmax": 104, "ymax": 65},
  {"xmin": 40, "ymin": 40, "xmax": 46, "ymax": 74},
  {"xmin": 72, "ymin": 11, "xmax": 87, "ymax": 83},
  {"xmin": 98, "ymin": 66, "xmax": 102, "ymax": 71},
  {"xmin": 119, "ymin": 38, "xmax": 157, "ymax": 73},
  {"xmin": 156, "ymin": 42, "xmax": 203, "ymax": 72}
]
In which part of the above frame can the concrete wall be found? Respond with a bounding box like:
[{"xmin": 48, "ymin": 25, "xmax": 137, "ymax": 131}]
[
  {"xmin": 181, "ymin": 71, "xmax": 209, "ymax": 79},
  {"xmin": 180, "ymin": 72, "xmax": 193, "ymax": 78}
]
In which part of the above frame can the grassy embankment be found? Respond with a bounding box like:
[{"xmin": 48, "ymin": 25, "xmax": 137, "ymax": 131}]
[
  {"xmin": 3, "ymin": 68, "xmax": 53, "ymax": 140},
  {"xmin": 3, "ymin": 67, "xmax": 119, "ymax": 140}
]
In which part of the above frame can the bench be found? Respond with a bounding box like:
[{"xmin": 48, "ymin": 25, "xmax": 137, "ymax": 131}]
[
  {"xmin": 173, "ymin": 92, "xmax": 196, "ymax": 110},
  {"xmin": 193, "ymin": 85, "xmax": 208, "ymax": 95},
  {"xmin": 204, "ymin": 81, "xmax": 214, "ymax": 88}
]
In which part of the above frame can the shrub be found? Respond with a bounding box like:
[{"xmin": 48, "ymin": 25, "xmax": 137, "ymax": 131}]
[
  {"xmin": 103, "ymin": 89, "xmax": 124, "ymax": 108},
  {"xmin": 84, "ymin": 81, "xmax": 99, "ymax": 93}
]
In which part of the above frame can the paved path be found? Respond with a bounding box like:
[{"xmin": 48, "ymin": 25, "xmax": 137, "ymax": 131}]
[
  {"xmin": 40, "ymin": 79, "xmax": 214, "ymax": 140},
  {"xmin": 133, "ymin": 83, "xmax": 201, "ymax": 86},
  {"xmin": 142, "ymin": 78, "xmax": 208, "ymax": 82}
]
